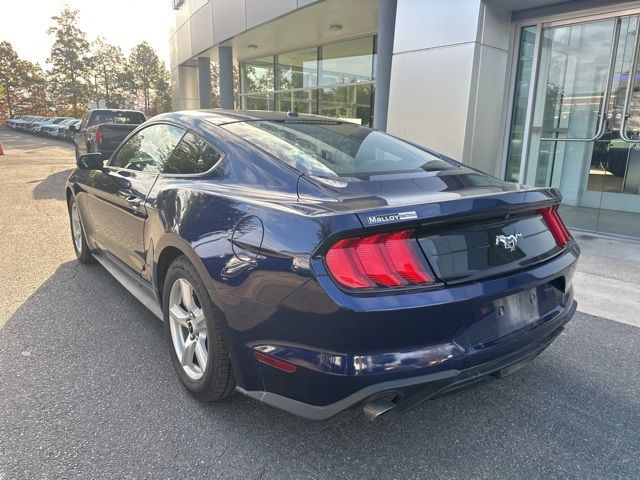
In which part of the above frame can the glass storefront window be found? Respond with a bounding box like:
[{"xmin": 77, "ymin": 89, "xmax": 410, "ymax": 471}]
[
  {"xmin": 240, "ymin": 56, "xmax": 274, "ymax": 93},
  {"xmin": 505, "ymin": 26, "xmax": 536, "ymax": 183},
  {"xmin": 319, "ymin": 84, "xmax": 373, "ymax": 126},
  {"xmin": 241, "ymin": 93, "xmax": 275, "ymax": 111},
  {"xmin": 319, "ymin": 37, "xmax": 374, "ymax": 85},
  {"xmin": 276, "ymin": 48, "xmax": 317, "ymax": 90},
  {"xmin": 276, "ymin": 90, "xmax": 318, "ymax": 114},
  {"xmin": 238, "ymin": 37, "xmax": 375, "ymax": 126}
]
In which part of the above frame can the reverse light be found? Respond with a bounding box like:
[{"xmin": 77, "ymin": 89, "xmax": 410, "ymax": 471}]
[
  {"xmin": 540, "ymin": 205, "xmax": 571, "ymax": 246},
  {"xmin": 325, "ymin": 230, "xmax": 435, "ymax": 290}
]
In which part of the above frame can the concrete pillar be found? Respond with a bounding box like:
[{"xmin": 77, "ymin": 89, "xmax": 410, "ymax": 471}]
[
  {"xmin": 373, "ymin": 0, "xmax": 397, "ymax": 131},
  {"xmin": 387, "ymin": 0, "xmax": 511, "ymax": 176},
  {"xmin": 218, "ymin": 46, "xmax": 234, "ymax": 110},
  {"xmin": 198, "ymin": 57, "xmax": 212, "ymax": 109},
  {"xmin": 172, "ymin": 65, "xmax": 200, "ymax": 111}
]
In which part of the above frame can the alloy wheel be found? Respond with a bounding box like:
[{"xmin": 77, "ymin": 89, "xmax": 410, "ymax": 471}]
[
  {"xmin": 71, "ymin": 202, "xmax": 83, "ymax": 253},
  {"xmin": 168, "ymin": 278, "xmax": 208, "ymax": 380}
]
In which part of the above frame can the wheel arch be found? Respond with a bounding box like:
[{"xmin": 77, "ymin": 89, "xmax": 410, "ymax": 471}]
[
  {"xmin": 153, "ymin": 234, "xmax": 246, "ymax": 388},
  {"xmin": 153, "ymin": 233, "xmax": 219, "ymax": 308},
  {"xmin": 156, "ymin": 245, "xmax": 184, "ymax": 305}
]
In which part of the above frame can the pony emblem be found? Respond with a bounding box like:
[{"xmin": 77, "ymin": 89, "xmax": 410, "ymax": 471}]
[{"xmin": 495, "ymin": 233, "xmax": 522, "ymax": 252}]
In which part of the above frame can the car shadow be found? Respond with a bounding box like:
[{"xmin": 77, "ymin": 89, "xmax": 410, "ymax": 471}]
[
  {"xmin": 1, "ymin": 261, "xmax": 638, "ymax": 479},
  {"xmin": 30, "ymin": 168, "xmax": 73, "ymax": 201}
]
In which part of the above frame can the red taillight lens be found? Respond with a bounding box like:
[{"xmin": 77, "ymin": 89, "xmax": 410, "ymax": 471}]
[
  {"xmin": 254, "ymin": 351, "xmax": 296, "ymax": 373},
  {"xmin": 95, "ymin": 130, "xmax": 104, "ymax": 145},
  {"xmin": 325, "ymin": 230, "xmax": 434, "ymax": 290},
  {"xmin": 540, "ymin": 205, "xmax": 571, "ymax": 246}
]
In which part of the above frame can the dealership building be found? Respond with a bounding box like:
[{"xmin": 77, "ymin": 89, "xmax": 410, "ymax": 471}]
[{"xmin": 170, "ymin": 0, "xmax": 640, "ymax": 239}]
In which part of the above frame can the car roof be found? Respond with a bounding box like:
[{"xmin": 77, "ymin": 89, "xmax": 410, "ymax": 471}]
[
  {"xmin": 90, "ymin": 109, "xmax": 144, "ymax": 114},
  {"xmin": 153, "ymin": 109, "xmax": 344, "ymax": 126}
]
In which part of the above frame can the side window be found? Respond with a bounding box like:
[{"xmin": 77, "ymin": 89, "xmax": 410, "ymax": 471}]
[
  {"xmin": 162, "ymin": 132, "xmax": 222, "ymax": 175},
  {"xmin": 111, "ymin": 124, "xmax": 185, "ymax": 173}
]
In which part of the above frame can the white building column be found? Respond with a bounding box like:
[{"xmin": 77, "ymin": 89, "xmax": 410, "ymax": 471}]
[{"xmin": 387, "ymin": 0, "xmax": 511, "ymax": 176}]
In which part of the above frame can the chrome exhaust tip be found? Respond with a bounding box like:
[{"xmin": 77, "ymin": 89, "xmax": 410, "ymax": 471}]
[{"xmin": 363, "ymin": 398, "xmax": 397, "ymax": 421}]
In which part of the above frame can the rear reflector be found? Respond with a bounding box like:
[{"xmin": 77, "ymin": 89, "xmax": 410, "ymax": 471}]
[
  {"xmin": 540, "ymin": 206, "xmax": 571, "ymax": 246},
  {"xmin": 325, "ymin": 229, "xmax": 434, "ymax": 290},
  {"xmin": 254, "ymin": 351, "xmax": 296, "ymax": 373}
]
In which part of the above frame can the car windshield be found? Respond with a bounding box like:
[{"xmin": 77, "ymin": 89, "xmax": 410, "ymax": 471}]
[{"xmin": 223, "ymin": 120, "xmax": 458, "ymax": 178}]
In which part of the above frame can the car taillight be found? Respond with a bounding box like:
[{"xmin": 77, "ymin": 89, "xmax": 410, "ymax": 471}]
[
  {"xmin": 540, "ymin": 205, "xmax": 571, "ymax": 246},
  {"xmin": 325, "ymin": 229, "xmax": 435, "ymax": 290},
  {"xmin": 95, "ymin": 130, "xmax": 104, "ymax": 145}
]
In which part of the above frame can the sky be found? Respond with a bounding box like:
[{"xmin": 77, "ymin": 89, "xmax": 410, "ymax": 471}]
[{"xmin": 1, "ymin": 0, "xmax": 171, "ymax": 68}]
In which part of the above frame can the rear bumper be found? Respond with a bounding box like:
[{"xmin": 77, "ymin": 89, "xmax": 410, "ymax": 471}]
[{"xmin": 238, "ymin": 300, "xmax": 576, "ymax": 420}]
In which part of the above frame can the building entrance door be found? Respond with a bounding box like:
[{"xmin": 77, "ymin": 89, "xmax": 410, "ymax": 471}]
[{"xmin": 511, "ymin": 12, "xmax": 640, "ymax": 238}]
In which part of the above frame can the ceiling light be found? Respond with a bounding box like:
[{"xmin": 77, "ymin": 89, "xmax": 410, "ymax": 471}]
[
  {"xmin": 247, "ymin": 44, "xmax": 258, "ymax": 50},
  {"xmin": 329, "ymin": 24, "xmax": 343, "ymax": 31}
]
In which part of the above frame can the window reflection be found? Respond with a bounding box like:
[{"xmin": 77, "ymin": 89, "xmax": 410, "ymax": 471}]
[
  {"xmin": 238, "ymin": 36, "xmax": 375, "ymax": 126},
  {"xmin": 112, "ymin": 124, "xmax": 184, "ymax": 173},
  {"xmin": 319, "ymin": 84, "xmax": 373, "ymax": 126},
  {"xmin": 319, "ymin": 37, "xmax": 374, "ymax": 85},
  {"xmin": 223, "ymin": 121, "xmax": 453, "ymax": 178},
  {"xmin": 241, "ymin": 93, "xmax": 275, "ymax": 111},
  {"xmin": 275, "ymin": 90, "xmax": 318, "ymax": 115},
  {"xmin": 164, "ymin": 132, "xmax": 222, "ymax": 175},
  {"xmin": 276, "ymin": 48, "xmax": 317, "ymax": 90},
  {"xmin": 505, "ymin": 26, "xmax": 536, "ymax": 183},
  {"xmin": 240, "ymin": 56, "xmax": 274, "ymax": 93}
]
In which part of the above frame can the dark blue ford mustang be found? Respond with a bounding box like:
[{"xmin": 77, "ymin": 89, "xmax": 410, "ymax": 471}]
[{"xmin": 66, "ymin": 110, "xmax": 579, "ymax": 420}]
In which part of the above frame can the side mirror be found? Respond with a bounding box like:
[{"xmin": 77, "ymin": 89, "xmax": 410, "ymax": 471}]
[
  {"xmin": 77, "ymin": 153, "xmax": 104, "ymax": 170},
  {"xmin": 69, "ymin": 125, "xmax": 78, "ymax": 133}
]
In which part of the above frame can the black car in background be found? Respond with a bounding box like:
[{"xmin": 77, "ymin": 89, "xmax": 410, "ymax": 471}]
[{"xmin": 72, "ymin": 109, "xmax": 146, "ymax": 160}]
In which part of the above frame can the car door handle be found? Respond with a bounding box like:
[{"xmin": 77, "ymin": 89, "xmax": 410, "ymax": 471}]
[{"xmin": 125, "ymin": 195, "xmax": 141, "ymax": 206}]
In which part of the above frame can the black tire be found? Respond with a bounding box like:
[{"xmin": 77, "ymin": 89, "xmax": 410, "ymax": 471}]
[
  {"xmin": 68, "ymin": 196, "xmax": 95, "ymax": 264},
  {"xmin": 163, "ymin": 256, "xmax": 235, "ymax": 401}
]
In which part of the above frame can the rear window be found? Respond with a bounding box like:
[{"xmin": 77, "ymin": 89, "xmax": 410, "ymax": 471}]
[
  {"xmin": 222, "ymin": 121, "xmax": 457, "ymax": 178},
  {"xmin": 89, "ymin": 111, "xmax": 145, "ymax": 126}
]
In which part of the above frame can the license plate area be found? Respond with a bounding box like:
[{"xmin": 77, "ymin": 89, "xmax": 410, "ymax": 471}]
[{"xmin": 463, "ymin": 282, "xmax": 563, "ymax": 348}]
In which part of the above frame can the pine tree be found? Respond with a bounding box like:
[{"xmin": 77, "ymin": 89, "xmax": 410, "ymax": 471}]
[
  {"xmin": 0, "ymin": 41, "xmax": 26, "ymax": 118},
  {"xmin": 89, "ymin": 37, "xmax": 128, "ymax": 109},
  {"xmin": 47, "ymin": 7, "xmax": 91, "ymax": 117},
  {"xmin": 128, "ymin": 42, "xmax": 160, "ymax": 115},
  {"xmin": 152, "ymin": 63, "xmax": 172, "ymax": 115}
]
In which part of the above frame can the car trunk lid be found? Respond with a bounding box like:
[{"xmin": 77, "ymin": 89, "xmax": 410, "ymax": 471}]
[{"xmin": 301, "ymin": 170, "xmax": 569, "ymax": 286}]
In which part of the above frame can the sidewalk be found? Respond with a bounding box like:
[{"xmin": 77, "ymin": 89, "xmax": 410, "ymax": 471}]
[{"xmin": 572, "ymin": 232, "xmax": 640, "ymax": 327}]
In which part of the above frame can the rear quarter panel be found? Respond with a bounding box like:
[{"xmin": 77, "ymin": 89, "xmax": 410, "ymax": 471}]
[{"xmin": 142, "ymin": 122, "xmax": 363, "ymax": 390}]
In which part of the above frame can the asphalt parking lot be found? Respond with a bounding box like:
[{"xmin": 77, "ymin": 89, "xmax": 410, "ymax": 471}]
[{"xmin": 0, "ymin": 129, "xmax": 639, "ymax": 480}]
